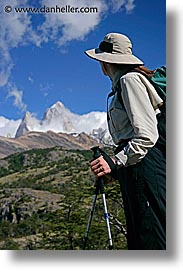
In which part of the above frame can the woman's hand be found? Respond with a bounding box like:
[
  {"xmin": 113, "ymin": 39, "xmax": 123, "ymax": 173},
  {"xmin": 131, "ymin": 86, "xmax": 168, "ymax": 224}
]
[{"xmin": 90, "ymin": 156, "xmax": 112, "ymax": 178}]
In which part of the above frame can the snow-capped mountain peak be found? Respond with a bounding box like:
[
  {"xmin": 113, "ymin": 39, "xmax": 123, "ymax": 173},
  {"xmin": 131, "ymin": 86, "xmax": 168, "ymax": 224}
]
[
  {"xmin": 15, "ymin": 111, "xmax": 37, "ymax": 137},
  {"xmin": 43, "ymin": 101, "xmax": 70, "ymax": 119},
  {"xmin": 14, "ymin": 101, "xmax": 111, "ymax": 144},
  {"xmin": 41, "ymin": 101, "xmax": 77, "ymax": 133}
]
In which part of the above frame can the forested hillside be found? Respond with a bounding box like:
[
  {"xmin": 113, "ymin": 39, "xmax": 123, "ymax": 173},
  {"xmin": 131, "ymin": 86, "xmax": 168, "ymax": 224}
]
[{"xmin": 0, "ymin": 146, "xmax": 127, "ymax": 250}]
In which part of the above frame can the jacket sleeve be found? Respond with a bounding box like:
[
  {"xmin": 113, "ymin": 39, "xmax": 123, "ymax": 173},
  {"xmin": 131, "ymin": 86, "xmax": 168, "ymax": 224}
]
[{"xmin": 114, "ymin": 74, "xmax": 159, "ymax": 166}]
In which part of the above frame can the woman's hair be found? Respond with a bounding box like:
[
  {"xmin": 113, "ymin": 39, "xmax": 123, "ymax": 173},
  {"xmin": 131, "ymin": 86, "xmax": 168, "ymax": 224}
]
[
  {"xmin": 133, "ymin": 65, "xmax": 155, "ymax": 78},
  {"xmin": 112, "ymin": 64, "xmax": 155, "ymax": 78}
]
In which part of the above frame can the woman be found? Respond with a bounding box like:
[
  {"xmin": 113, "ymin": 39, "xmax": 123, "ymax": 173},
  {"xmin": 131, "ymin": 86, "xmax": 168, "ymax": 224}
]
[{"xmin": 85, "ymin": 33, "xmax": 166, "ymax": 250}]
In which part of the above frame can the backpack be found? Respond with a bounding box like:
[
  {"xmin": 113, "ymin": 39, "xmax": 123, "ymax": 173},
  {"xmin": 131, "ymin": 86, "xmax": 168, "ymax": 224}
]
[
  {"xmin": 148, "ymin": 67, "xmax": 166, "ymax": 156},
  {"xmin": 113, "ymin": 66, "xmax": 166, "ymax": 156}
]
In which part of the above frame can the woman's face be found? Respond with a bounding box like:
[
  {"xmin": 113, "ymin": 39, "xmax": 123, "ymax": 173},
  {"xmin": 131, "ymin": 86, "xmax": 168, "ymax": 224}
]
[
  {"xmin": 100, "ymin": 62, "xmax": 108, "ymax": 76},
  {"xmin": 99, "ymin": 62, "xmax": 115, "ymax": 81}
]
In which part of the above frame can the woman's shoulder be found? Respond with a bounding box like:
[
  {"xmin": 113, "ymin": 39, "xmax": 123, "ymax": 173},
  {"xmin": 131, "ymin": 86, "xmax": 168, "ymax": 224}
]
[
  {"xmin": 120, "ymin": 71, "xmax": 146, "ymax": 87},
  {"xmin": 120, "ymin": 71, "xmax": 145, "ymax": 80}
]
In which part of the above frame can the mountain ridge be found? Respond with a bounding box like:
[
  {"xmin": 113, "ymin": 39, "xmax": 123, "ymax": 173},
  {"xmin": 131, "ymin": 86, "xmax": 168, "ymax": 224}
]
[{"xmin": 0, "ymin": 131, "xmax": 102, "ymax": 159}]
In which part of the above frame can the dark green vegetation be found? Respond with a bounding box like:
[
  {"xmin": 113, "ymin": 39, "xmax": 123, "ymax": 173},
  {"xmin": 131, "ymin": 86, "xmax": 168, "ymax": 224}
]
[{"xmin": 0, "ymin": 147, "xmax": 127, "ymax": 250}]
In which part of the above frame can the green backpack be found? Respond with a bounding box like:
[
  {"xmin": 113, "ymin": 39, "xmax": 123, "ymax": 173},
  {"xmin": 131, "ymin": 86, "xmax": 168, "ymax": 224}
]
[
  {"xmin": 150, "ymin": 66, "xmax": 166, "ymax": 101},
  {"xmin": 148, "ymin": 66, "xmax": 166, "ymax": 156}
]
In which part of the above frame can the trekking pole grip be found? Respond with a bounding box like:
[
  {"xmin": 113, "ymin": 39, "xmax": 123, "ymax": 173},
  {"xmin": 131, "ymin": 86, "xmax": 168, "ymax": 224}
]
[
  {"xmin": 91, "ymin": 146, "xmax": 101, "ymax": 159},
  {"xmin": 91, "ymin": 146, "xmax": 104, "ymax": 194}
]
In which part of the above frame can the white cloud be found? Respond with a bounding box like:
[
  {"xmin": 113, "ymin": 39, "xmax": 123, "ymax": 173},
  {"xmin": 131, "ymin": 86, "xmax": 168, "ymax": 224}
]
[
  {"xmin": 0, "ymin": 0, "xmax": 136, "ymax": 113},
  {"xmin": 0, "ymin": 0, "xmax": 42, "ymax": 88},
  {"xmin": 6, "ymin": 84, "xmax": 27, "ymax": 112},
  {"xmin": 38, "ymin": 0, "xmax": 135, "ymax": 46},
  {"xmin": 28, "ymin": 76, "xmax": 34, "ymax": 84},
  {"xmin": 0, "ymin": 116, "xmax": 21, "ymax": 137},
  {"xmin": 15, "ymin": 101, "xmax": 109, "ymax": 139},
  {"xmin": 109, "ymin": 0, "xmax": 135, "ymax": 13},
  {"xmin": 39, "ymin": 0, "xmax": 107, "ymax": 45},
  {"xmin": 0, "ymin": 49, "xmax": 13, "ymax": 87},
  {"xmin": 0, "ymin": 0, "xmax": 136, "ymax": 58},
  {"xmin": 0, "ymin": 0, "xmax": 136, "ymax": 86},
  {"xmin": 109, "ymin": 0, "xmax": 126, "ymax": 13},
  {"xmin": 0, "ymin": 102, "xmax": 109, "ymax": 139},
  {"xmin": 0, "ymin": 1, "xmax": 29, "ymax": 49},
  {"xmin": 125, "ymin": 0, "xmax": 135, "ymax": 13},
  {"xmin": 39, "ymin": 83, "xmax": 53, "ymax": 93}
]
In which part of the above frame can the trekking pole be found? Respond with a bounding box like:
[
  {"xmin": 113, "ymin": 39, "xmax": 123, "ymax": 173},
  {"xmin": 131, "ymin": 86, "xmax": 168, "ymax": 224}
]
[
  {"xmin": 83, "ymin": 179, "xmax": 99, "ymax": 250},
  {"xmin": 83, "ymin": 146, "xmax": 113, "ymax": 250}
]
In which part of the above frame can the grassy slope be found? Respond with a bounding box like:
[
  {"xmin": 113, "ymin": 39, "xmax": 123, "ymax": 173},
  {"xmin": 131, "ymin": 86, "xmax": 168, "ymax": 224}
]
[{"xmin": 0, "ymin": 147, "xmax": 127, "ymax": 250}]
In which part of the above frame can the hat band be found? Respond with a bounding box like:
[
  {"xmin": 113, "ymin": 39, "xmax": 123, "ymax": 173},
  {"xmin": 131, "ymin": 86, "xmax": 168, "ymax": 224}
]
[{"xmin": 99, "ymin": 41, "xmax": 113, "ymax": 53}]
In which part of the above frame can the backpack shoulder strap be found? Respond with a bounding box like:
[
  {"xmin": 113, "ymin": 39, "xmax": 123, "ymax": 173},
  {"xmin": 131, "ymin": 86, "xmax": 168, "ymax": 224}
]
[{"xmin": 116, "ymin": 81, "xmax": 123, "ymax": 106}]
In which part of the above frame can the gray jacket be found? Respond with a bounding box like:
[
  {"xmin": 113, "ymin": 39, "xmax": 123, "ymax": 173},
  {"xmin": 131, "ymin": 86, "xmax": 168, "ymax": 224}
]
[{"xmin": 107, "ymin": 71, "xmax": 163, "ymax": 166}]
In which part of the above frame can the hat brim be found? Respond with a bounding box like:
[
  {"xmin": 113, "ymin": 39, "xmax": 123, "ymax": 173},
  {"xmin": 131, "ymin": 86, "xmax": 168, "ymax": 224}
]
[{"xmin": 85, "ymin": 48, "xmax": 144, "ymax": 65}]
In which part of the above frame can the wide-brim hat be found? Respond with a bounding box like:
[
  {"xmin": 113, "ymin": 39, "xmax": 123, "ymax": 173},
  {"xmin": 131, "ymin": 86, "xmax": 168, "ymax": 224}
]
[{"xmin": 85, "ymin": 33, "xmax": 143, "ymax": 65}]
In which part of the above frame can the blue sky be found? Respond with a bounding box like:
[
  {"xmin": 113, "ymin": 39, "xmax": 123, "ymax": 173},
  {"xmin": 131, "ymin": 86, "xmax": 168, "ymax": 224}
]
[{"xmin": 0, "ymin": 0, "xmax": 166, "ymax": 121}]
